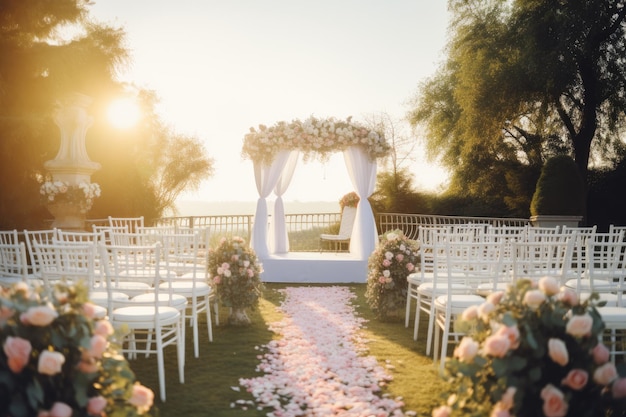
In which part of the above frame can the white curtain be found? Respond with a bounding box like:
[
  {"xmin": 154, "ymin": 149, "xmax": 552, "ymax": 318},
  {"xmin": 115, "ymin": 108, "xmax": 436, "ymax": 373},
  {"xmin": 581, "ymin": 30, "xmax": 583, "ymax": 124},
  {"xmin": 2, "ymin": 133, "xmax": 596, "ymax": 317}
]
[
  {"xmin": 251, "ymin": 150, "xmax": 292, "ymax": 258},
  {"xmin": 270, "ymin": 150, "xmax": 299, "ymax": 254},
  {"xmin": 343, "ymin": 146, "xmax": 378, "ymax": 259}
]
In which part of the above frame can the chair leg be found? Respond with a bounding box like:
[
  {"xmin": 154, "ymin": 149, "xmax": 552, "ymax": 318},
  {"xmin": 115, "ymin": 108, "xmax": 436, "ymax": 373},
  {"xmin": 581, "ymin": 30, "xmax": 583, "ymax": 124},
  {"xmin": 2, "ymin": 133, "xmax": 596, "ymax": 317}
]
[
  {"xmin": 405, "ymin": 284, "xmax": 412, "ymax": 328},
  {"xmin": 413, "ymin": 295, "xmax": 422, "ymax": 340},
  {"xmin": 426, "ymin": 301, "xmax": 436, "ymax": 356},
  {"xmin": 156, "ymin": 330, "xmax": 166, "ymax": 402},
  {"xmin": 177, "ymin": 320, "xmax": 185, "ymax": 384},
  {"xmin": 205, "ymin": 296, "xmax": 213, "ymax": 342}
]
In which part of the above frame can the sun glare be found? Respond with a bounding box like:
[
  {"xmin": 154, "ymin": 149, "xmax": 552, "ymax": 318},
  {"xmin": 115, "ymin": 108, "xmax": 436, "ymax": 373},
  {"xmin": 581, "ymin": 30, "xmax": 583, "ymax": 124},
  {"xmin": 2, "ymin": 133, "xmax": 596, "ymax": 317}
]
[{"xmin": 107, "ymin": 98, "xmax": 141, "ymax": 129}]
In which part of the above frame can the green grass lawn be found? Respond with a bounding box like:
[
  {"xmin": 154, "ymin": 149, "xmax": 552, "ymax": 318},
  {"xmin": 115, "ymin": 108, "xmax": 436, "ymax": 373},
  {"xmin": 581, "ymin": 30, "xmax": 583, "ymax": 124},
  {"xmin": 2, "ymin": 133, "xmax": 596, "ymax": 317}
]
[{"xmin": 127, "ymin": 284, "xmax": 448, "ymax": 417}]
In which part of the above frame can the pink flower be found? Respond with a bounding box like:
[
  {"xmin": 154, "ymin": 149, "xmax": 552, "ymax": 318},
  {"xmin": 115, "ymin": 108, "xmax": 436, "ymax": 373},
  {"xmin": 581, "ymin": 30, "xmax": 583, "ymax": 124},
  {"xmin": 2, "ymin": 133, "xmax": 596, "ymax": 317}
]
[
  {"xmin": 38, "ymin": 350, "xmax": 65, "ymax": 376},
  {"xmin": 548, "ymin": 338, "xmax": 569, "ymax": 366},
  {"xmin": 221, "ymin": 262, "xmax": 230, "ymax": 270},
  {"xmin": 81, "ymin": 302, "xmax": 97, "ymax": 319},
  {"xmin": 3, "ymin": 336, "xmax": 32, "ymax": 373},
  {"xmin": 88, "ymin": 335, "xmax": 107, "ymax": 359},
  {"xmin": 478, "ymin": 302, "xmax": 496, "ymax": 320},
  {"xmin": 566, "ymin": 313, "xmax": 593, "ymax": 338},
  {"xmin": 213, "ymin": 276, "xmax": 221, "ymax": 285},
  {"xmin": 483, "ymin": 334, "xmax": 511, "ymax": 358},
  {"xmin": 20, "ymin": 305, "xmax": 58, "ymax": 326},
  {"xmin": 498, "ymin": 386, "xmax": 516, "ymax": 410},
  {"xmin": 129, "ymin": 384, "xmax": 154, "ymax": 413},
  {"xmin": 461, "ymin": 305, "xmax": 479, "ymax": 321},
  {"xmin": 523, "ymin": 289, "xmax": 546, "ymax": 310},
  {"xmin": 612, "ymin": 378, "xmax": 626, "ymax": 399},
  {"xmin": 94, "ymin": 320, "xmax": 114, "ymax": 337},
  {"xmin": 406, "ymin": 263, "xmax": 415, "ymax": 271},
  {"xmin": 0, "ymin": 305, "xmax": 14, "ymax": 326},
  {"xmin": 77, "ymin": 357, "xmax": 99, "ymax": 374},
  {"xmin": 490, "ymin": 409, "xmax": 511, "ymax": 417},
  {"xmin": 247, "ymin": 268, "xmax": 254, "ymax": 278},
  {"xmin": 49, "ymin": 402, "xmax": 72, "ymax": 417},
  {"xmin": 453, "ymin": 337, "xmax": 479, "ymax": 362},
  {"xmin": 594, "ymin": 362, "xmax": 618, "ymax": 385},
  {"xmin": 487, "ymin": 291, "xmax": 504, "ymax": 305},
  {"xmin": 395, "ymin": 253, "xmax": 404, "ymax": 262},
  {"xmin": 432, "ymin": 405, "xmax": 451, "ymax": 417},
  {"xmin": 540, "ymin": 384, "xmax": 568, "ymax": 417},
  {"xmin": 496, "ymin": 325, "xmax": 520, "ymax": 350},
  {"xmin": 87, "ymin": 395, "xmax": 107, "ymax": 415},
  {"xmin": 561, "ymin": 369, "xmax": 588, "ymax": 390},
  {"xmin": 382, "ymin": 259, "xmax": 391, "ymax": 267},
  {"xmin": 592, "ymin": 343, "xmax": 610, "ymax": 365},
  {"xmin": 538, "ymin": 276, "xmax": 560, "ymax": 296},
  {"xmin": 557, "ymin": 287, "xmax": 578, "ymax": 306}
]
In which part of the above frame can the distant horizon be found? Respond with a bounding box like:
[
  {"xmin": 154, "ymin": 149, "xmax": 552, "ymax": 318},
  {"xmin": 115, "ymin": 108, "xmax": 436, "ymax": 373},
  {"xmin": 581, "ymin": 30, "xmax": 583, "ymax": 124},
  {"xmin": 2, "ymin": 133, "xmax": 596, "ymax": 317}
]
[{"xmin": 173, "ymin": 199, "xmax": 340, "ymax": 217}]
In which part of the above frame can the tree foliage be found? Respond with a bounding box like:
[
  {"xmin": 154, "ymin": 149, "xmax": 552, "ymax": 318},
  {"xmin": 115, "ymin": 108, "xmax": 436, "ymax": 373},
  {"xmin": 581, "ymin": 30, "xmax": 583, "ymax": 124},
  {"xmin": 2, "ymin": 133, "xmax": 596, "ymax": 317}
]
[
  {"xmin": 409, "ymin": 0, "xmax": 626, "ymax": 218},
  {"xmin": 0, "ymin": 0, "xmax": 213, "ymax": 228}
]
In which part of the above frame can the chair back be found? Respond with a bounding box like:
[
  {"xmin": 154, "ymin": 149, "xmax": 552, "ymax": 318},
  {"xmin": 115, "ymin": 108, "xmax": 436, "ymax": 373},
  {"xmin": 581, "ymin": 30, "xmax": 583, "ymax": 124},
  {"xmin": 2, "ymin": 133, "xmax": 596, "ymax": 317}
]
[
  {"xmin": 336, "ymin": 207, "xmax": 357, "ymax": 238},
  {"xmin": 511, "ymin": 237, "xmax": 574, "ymax": 283},
  {"xmin": 31, "ymin": 241, "xmax": 96, "ymax": 291},
  {"xmin": 0, "ymin": 242, "xmax": 29, "ymax": 286},
  {"xmin": 23, "ymin": 229, "xmax": 57, "ymax": 278},
  {"xmin": 108, "ymin": 216, "xmax": 144, "ymax": 234}
]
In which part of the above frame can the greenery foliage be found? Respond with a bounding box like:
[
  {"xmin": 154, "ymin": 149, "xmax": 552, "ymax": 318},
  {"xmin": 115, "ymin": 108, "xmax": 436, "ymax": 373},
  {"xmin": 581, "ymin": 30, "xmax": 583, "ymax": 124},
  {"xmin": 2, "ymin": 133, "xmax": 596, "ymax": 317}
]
[
  {"xmin": 365, "ymin": 230, "xmax": 419, "ymax": 320},
  {"xmin": 434, "ymin": 278, "xmax": 626, "ymax": 417},
  {"xmin": 0, "ymin": 282, "xmax": 155, "ymax": 417},
  {"xmin": 207, "ymin": 236, "xmax": 264, "ymax": 310},
  {"xmin": 530, "ymin": 155, "xmax": 585, "ymax": 216}
]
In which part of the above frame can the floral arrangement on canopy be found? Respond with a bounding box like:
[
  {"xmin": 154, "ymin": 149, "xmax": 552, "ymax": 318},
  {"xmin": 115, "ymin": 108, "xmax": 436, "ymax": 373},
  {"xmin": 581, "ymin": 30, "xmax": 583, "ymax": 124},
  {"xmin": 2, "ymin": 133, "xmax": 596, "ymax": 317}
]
[
  {"xmin": 432, "ymin": 277, "xmax": 626, "ymax": 417},
  {"xmin": 339, "ymin": 191, "xmax": 360, "ymax": 211},
  {"xmin": 208, "ymin": 236, "xmax": 264, "ymax": 326},
  {"xmin": 39, "ymin": 180, "xmax": 101, "ymax": 213},
  {"xmin": 241, "ymin": 116, "xmax": 390, "ymax": 165},
  {"xmin": 0, "ymin": 281, "xmax": 155, "ymax": 417},
  {"xmin": 365, "ymin": 230, "xmax": 419, "ymax": 320}
]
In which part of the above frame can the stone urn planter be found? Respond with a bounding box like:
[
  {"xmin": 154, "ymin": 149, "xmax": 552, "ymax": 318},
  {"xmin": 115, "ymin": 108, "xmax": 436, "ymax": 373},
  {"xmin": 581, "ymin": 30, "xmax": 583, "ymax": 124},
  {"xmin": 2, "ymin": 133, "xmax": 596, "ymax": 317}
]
[
  {"xmin": 529, "ymin": 215, "xmax": 583, "ymax": 228},
  {"xmin": 46, "ymin": 201, "xmax": 86, "ymax": 230}
]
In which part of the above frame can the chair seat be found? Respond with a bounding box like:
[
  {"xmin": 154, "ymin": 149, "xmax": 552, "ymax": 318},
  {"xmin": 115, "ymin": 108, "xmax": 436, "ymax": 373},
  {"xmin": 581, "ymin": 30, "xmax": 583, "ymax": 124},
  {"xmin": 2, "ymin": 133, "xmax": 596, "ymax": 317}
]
[
  {"xmin": 90, "ymin": 290, "xmax": 129, "ymax": 306},
  {"xmin": 112, "ymin": 305, "xmax": 180, "ymax": 326},
  {"xmin": 417, "ymin": 281, "xmax": 472, "ymax": 296},
  {"xmin": 564, "ymin": 278, "xmax": 613, "ymax": 292},
  {"xmin": 475, "ymin": 281, "xmax": 510, "ymax": 297},
  {"xmin": 597, "ymin": 306, "xmax": 626, "ymax": 326},
  {"xmin": 434, "ymin": 294, "xmax": 485, "ymax": 310},
  {"xmin": 132, "ymin": 293, "xmax": 188, "ymax": 309},
  {"xmin": 579, "ymin": 292, "xmax": 619, "ymax": 307},
  {"xmin": 159, "ymin": 280, "xmax": 212, "ymax": 296},
  {"xmin": 104, "ymin": 281, "xmax": 152, "ymax": 296}
]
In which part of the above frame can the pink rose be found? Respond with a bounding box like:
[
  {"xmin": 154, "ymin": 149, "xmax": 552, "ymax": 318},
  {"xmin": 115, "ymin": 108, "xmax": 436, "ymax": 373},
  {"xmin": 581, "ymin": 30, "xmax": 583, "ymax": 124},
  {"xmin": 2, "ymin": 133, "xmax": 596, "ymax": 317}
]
[
  {"xmin": 561, "ymin": 369, "xmax": 588, "ymax": 390},
  {"xmin": 81, "ymin": 302, "xmax": 97, "ymax": 319},
  {"xmin": 395, "ymin": 253, "xmax": 404, "ymax": 262},
  {"xmin": 557, "ymin": 287, "xmax": 578, "ymax": 306},
  {"xmin": 523, "ymin": 289, "xmax": 546, "ymax": 310},
  {"xmin": 496, "ymin": 325, "xmax": 520, "ymax": 350},
  {"xmin": 478, "ymin": 302, "xmax": 496, "ymax": 320},
  {"xmin": 483, "ymin": 334, "xmax": 511, "ymax": 358},
  {"xmin": 50, "ymin": 402, "xmax": 72, "ymax": 417},
  {"xmin": 0, "ymin": 305, "xmax": 14, "ymax": 326},
  {"xmin": 38, "ymin": 350, "xmax": 65, "ymax": 376},
  {"xmin": 548, "ymin": 338, "xmax": 569, "ymax": 366},
  {"xmin": 612, "ymin": 378, "xmax": 626, "ymax": 399},
  {"xmin": 88, "ymin": 334, "xmax": 108, "ymax": 359},
  {"xmin": 490, "ymin": 409, "xmax": 511, "ymax": 417},
  {"xmin": 594, "ymin": 362, "xmax": 618, "ymax": 385},
  {"xmin": 87, "ymin": 395, "xmax": 107, "ymax": 415},
  {"xmin": 487, "ymin": 291, "xmax": 504, "ymax": 305},
  {"xmin": 221, "ymin": 262, "xmax": 230, "ymax": 270},
  {"xmin": 382, "ymin": 259, "xmax": 391, "ymax": 267},
  {"xmin": 94, "ymin": 320, "xmax": 114, "ymax": 337},
  {"xmin": 3, "ymin": 336, "xmax": 32, "ymax": 373},
  {"xmin": 78, "ymin": 357, "xmax": 99, "ymax": 374},
  {"xmin": 20, "ymin": 305, "xmax": 58, "ymax": 326},
  {"xmin": 129, "ymin": 384, "xmax": 154, "ymax": 413},
  {"xmin": 540, "ymin": 384, "xmax": 568, "ymax": 417},
  {"xmin": 454, "ymin": 337, "xmax": 479, "ymax": 362},
  {"xmin": 538, "ymin": 276, "xmax": 560, "ymax": 296},
  {"xmin": 213, "ymin": 276, "xmax": 221, "ymax": 285},
  {"xmin": 247, "ymin": 268, "xmax": 254, "ymax": 278},
  {"xmin": 406, "ymin": 263, "xmax": 415, "ymax": 271},
  {"xmin": 499, "ymin": 386, "xmax": 516, "ymax": 410},
  {"xmin": 461, "ymin": 305, "xmax": 479, "ymax": 321},
  {"xmin": 566, "ymin": 313, "xmax": 593, "ymax": 338},
  {"xmin": 592, "ymin": 343, "xmax": 610, "ymax": 365},
  {"xmin": 432, "ymin": 405, "xmax": 451, "ymax": 417}
]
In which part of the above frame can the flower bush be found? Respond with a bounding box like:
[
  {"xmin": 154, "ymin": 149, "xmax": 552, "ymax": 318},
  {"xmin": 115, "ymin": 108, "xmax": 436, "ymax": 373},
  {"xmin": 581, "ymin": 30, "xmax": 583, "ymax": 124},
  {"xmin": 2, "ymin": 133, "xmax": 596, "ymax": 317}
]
[
  {"xmin": 208, "ymin": 236, "xmax": 264, "ymax": 310},
  {"xmin": 433, "ymin": 277, "xmax": 626, "ymax": 417},
  {"xmin": 241, "ymin": 116, "xmax": 390, "ymax": 165},
  {"xmin": 39, "ymin": 180, "xmax": 101, "ymax": 213},
  {"xmin": 0, "ymin": 281, "xmax": 155, "ymax": 417},
  {"xmin": 365, "ymin": 230, "xmax": 419, "ymax": 320},
  {"xmin": 339, "ymin": 191, "xmax": 360, "ymax": 211}
]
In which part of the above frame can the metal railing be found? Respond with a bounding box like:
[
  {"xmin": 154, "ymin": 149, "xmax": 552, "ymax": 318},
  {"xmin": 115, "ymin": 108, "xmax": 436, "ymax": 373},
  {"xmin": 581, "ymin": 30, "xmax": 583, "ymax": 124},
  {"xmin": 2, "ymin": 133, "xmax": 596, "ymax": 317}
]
[{"xmin": 156, "ymin": 215, "xmax": 254, "ymax": 241}]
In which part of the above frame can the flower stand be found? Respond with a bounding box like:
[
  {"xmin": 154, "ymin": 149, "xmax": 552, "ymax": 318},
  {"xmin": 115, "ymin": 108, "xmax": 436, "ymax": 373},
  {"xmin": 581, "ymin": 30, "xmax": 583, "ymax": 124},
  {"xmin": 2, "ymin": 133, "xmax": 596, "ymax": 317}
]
[{"xmin": 228, "ymin": 307, "xmax": 251, "ymax": 326}]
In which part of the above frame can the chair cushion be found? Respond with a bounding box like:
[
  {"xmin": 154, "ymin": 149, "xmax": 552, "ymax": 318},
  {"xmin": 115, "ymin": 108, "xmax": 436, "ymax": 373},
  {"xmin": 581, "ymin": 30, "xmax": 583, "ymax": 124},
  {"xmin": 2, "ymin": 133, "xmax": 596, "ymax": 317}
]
[
  {"xmin": 132, "ymin": 293, "xmax": 188, "ymax": 308},
  {"xmin": 112, "ymin": 305, "xmax": 180, "ymax": 326},
  {"xmin": 564, "ymin": 278, "xmax": 613, "ymax": 291},
  {"xmin": 598, "ymin": 306, "xmax": 626, "ymax": 326},
  {"xmin": 159, "ymin": 280, "xmax": 212, "ymax": 296},
  {"xmin": 417, "ymin": 281, "xmax": 472, "ymax": 296}
]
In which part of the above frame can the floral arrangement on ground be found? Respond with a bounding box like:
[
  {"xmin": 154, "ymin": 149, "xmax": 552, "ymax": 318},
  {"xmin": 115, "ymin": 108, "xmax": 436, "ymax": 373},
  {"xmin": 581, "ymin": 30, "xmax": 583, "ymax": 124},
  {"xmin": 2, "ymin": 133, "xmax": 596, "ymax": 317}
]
[
  {"xmin": 0, "ymin": 281, "xmax": 155, "ymax": 417},
  {"xmin": 39, "ymin": 180, "xmax": 101, "ymax": 213},
  {"xmin": 365, "ymin": 230, "xmax": 419, "ymax": 321},
  {"xmin": 339, "ymin": 191, "xmax": 360, "ymax": 210},
  {"xmin": 241, "ymin": 115, "xmax": 390, "ymax": 165},
  {"xmin": 208, "ymin": 236, "xmax": 264, "ymax": 314},
  {"xmin": 432, "ymin": 277, "xmax": 626, "ymax": 417}
]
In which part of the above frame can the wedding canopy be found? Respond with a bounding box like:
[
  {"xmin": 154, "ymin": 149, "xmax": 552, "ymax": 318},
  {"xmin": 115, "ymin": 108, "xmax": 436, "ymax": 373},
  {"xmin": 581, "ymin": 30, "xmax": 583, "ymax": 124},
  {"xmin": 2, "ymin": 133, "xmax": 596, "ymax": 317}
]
[{"xmin": 242, "ymin": 116, "xmax": 389, "ymax": 260}]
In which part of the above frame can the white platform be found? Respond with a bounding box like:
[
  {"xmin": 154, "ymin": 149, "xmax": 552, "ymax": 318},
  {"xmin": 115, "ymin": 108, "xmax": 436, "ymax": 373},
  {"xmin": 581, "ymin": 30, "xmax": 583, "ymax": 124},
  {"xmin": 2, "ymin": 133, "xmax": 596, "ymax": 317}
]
[{"xmin": 259, "ymin": 252, "xmax": 368, "ymax": 283}]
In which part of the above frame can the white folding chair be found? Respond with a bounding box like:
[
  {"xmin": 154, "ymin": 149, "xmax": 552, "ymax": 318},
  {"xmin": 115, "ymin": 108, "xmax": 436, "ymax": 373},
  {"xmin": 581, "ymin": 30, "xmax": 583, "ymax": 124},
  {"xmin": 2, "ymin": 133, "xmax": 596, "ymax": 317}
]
[
  {"xmin": 319, "ymin": 206, "xmax": 357, "ymax": 251},
  {"xmin": 108, "ymin": 216, "xmax": 145, "ymax": 234},
  {"xmin": 23, "ymin": 229, "xmax": 57, "ymax": 281},
  {"xmin": 0, "ymin": 242, "xmax": 29, "ymax": 288}
]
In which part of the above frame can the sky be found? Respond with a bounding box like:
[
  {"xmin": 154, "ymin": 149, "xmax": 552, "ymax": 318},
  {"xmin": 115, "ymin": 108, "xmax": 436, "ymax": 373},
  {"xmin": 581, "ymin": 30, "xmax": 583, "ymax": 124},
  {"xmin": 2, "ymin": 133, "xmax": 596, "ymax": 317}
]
[{"xmin": 89, "ymin": 1, "xmax": 451, "ymax": 204}]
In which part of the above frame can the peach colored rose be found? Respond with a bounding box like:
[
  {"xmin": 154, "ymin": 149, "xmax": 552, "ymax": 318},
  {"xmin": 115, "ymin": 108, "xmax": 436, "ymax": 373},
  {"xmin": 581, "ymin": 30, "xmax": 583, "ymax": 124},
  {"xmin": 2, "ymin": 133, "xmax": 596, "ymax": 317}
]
[
  {"xmin": 49, "ymin": 402, "xmax": 72, "ymax": 417},
  {"xmin": 499, "ymin": 386, "xmax": 516, "ymax": 410},
  {"xmin": 594, "ymin": 362, "xmax": 619, "ymax": 385},
  {"xmin": 0, "ymin": 305, "xmax": 15, "ymax": 324},
  {"xmin": 38, "ymin": 350, "xmax": 65, "ymax": 376},
  {"xmin": 487, "ymin": 291, "xmax": 504, "ymax": 305},
  {"xmin": 566, "ymin": 313, "xmax": 593, "ymax": 338},
  {"xmin": 129, "ymin": 384, "xmax": 154, "ymax": 413},
  {"xmin": 3, "ymin": 336, "xmax": 32, "ymax": 373},
  {"xmin": 88, "ymin": 334, "xmax": 107, "ymax": 359},
  {"xmin": 548, "ymin": 338, "xmax": 569, "ymax": 366},
  {"xmin": 87, "ymin": 395, "xmax": 107, "ymax": 415},
  {"xmin": 14, "ymin": 282, "xmax": 29, "ymax": 294},
  {"xmin": 213, "ymin": 276, "xmax": 221, "ymax": 285},
  {"xmin": 432, "ymin": 405, "xmax": 451, "ymax": 417},
  {"xmin": 81, "ymin": 302, "xmax": 97, "ymax": 319},
  {"xmin": 478, "ymin": 302, "xmax": 496, "ymax": 320},
  {"xmin": 496, "ymin": 325, "xmax": 520, "ymax": 350},
  {"xmin": 592, "ymin": 343, "xmax": 610, "ymax": 365},
  {"xmin": 538, "ymin": 276, "xmax": 560, "ymax": 296},
  {"xmin": 94, "ymin": 320, "xmax": 114, "ymax": 337},
  {"xmin": 540, "ymin": 384, "xmax": 568, "ymax": 417},
  {"xmin": 20, "ymin": 305, "xmax": 58, "ymax": 326},
  {"xmin": 561, "ymin": 369, "xmax": 588, "ymax": 390},
  {"xmin": 612, "ymin": 378, "xmax": 626, "ymax": 399},
  {"xmin": 461, "ymin": 305, "xmax": 479, "ymax": 321},
  {"xmin": 557, "ymin": 287, "xmax": 578, "ymax": 306},
  {"xmin": 490, "ymin": 409, "xmax": 511, "ymax": 417},
  {"xmin": 523, "ymin": 289, "xmax": 546, "ymax": 310},
  {"xmin": 406, "ymin": 263, "xmax": 415, "ymax": 271},
  {"xmin": 483, "ymin": 334, "xmax": 511, "ymax": 358},
  {"xmin": 78, "ymin": 357, "xmax": 99, "ymax": 374},
  {"xmin": 454, "ymin": 337, "xmax": 479, "ymax": 362}
]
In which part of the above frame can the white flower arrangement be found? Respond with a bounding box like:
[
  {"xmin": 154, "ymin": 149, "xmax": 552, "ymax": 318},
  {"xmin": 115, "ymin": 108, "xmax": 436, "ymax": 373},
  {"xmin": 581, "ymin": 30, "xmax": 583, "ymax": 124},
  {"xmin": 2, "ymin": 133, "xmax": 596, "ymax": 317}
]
[
  {"xmin": 39, "ymin": 180, "xmax": 101, "ymax": 213},
  {"xmin": 242, "ymin": 116, "xmax": 390, "ymax": 164}
]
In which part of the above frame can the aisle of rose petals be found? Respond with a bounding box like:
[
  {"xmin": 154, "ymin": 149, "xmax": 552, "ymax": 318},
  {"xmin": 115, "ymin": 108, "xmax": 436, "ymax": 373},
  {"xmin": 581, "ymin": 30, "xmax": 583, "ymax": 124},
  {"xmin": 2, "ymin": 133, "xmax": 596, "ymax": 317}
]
[{"xmin": 237, "ymin": 286, "xmax": 411, "ymax": 417}]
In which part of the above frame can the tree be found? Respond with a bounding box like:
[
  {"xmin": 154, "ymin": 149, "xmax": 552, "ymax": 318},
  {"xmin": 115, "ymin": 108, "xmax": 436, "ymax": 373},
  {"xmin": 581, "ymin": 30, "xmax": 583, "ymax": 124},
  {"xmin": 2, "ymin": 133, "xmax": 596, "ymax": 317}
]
[
  {"xmin": 409, "ymin": 0, "xmax": 626, "ymax": 218},
  {"xmin": 0, "ymin": 1, "xmax": 213, "ymax": 228}
]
